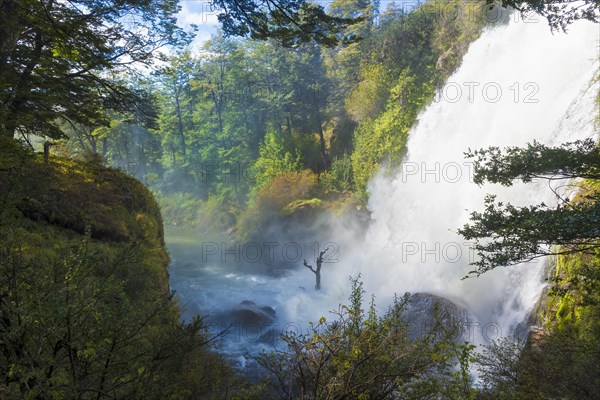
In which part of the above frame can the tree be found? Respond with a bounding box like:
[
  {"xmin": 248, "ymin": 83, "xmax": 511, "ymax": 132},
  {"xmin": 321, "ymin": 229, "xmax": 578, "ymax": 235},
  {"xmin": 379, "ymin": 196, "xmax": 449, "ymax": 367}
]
[
  {"xmin": 212, "ymin": 0, "xmax": 363, "ymax": 47},
  {"xmin": 0, "ymin": 148, "xmax": 246, "ymax": 399},
  {"xmin": 476, "ymin": 319, "xmax": 600, "ymax": 399},
  {"xmin": 286, "ymin": 43, "xmax": 332, "ymax": 170},
  {"xmin": 325, "ymin": 0, "xmax": 378, "ymax": 103},
  {"xmin": 0, "ymin": 0, "xmax": 189, "ymax": 139},
  {"xmin": 489, "ymin": 0, "xmax": 600, "ymax": 31},
  {"xmin": 253, "ymin": 130, "xmax": 301, "ymax": 191},
  {"xmin": 458, "ymin": 139, "xmax": 600, "ymax": 276},
  {"xmin": 303, "ymin": 247, "xmax": 330, "ymax": 290},
  {"xmin": 153, "ymin": 51, "xmax": 199, "ymax": 180}
]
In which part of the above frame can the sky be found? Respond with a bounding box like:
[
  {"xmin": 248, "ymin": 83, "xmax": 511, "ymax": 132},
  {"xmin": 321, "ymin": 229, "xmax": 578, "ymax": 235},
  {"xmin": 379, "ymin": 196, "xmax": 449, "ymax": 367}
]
[
  {"xmin": 175, "ymin": 0, "xmax": 427, "ymax": 52},
  {"xmin": 176, "ymin": 0, "xmax": 221, "ymax": 51}
]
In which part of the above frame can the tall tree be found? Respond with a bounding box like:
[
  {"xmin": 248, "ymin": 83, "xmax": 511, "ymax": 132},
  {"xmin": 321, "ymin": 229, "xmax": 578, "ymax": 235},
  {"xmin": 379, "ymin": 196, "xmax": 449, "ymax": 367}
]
[
  {"xmin": 154, "ymin": 51, "xmax": 198, "ymax": 169},
  {"xmin": 212, "ymin": 0, "xmax": 362, "ymax": 47},
  {"xmin": 458, "ymin": 139, "xmax": 600, "ymax": 276},
  {"xmin": 0, "ymin": 0, "xmax": 188, "ymax": 139}
]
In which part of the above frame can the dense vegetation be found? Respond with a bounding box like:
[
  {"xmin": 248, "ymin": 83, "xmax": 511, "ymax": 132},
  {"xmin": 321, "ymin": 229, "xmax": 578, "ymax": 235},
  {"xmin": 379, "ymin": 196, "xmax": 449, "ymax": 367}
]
[
  {"xmin": 0, "ymin": 139, "xmax": 254, "ymax": 398},
  {"xmin": 1, "ymin": 0, "xmax": 599, "ymax": 398},
  {"xmin": 256, "ymin": 278, "xmax": 478, "ymax": 399},
  {"xmin": 59, "ymin": 0, "xmax": 491, "ymax": 236},
  {"xmin": 459, "ymin": 140, "xmax": 600, "ymax": 399}
]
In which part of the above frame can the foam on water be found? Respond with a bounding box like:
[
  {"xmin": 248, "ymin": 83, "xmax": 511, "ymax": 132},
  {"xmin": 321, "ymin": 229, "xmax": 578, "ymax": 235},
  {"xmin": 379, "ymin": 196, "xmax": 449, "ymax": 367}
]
[{"xmin": 168, "ymin": 16, "xmax": 599, "ymax": 363}]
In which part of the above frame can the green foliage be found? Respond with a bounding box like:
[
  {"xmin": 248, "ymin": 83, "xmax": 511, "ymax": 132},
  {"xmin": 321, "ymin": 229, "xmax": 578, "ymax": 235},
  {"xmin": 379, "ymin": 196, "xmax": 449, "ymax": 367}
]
[
  {"xmin": 351, "ymin": 70, "xmax": 432, "ymax": 198},
  {"xmin": 431, "ymin": 0, "xmax": 492, "ymax": 79},
  {"xmin": 489, "ymin": 0, "xmax": 600, "ymax": 32},
  {"xmin": 464, "ymin": 143, "xmax": 600, "ymax": 397},
  {"xmin": 236, "ymin": 170, "xmax": 318, "ymax": 240},
  {"xmin": 476, "ymin": 313, "xmax": 600, "ymax": 400},
  {"xmin": 213, "ymin": 0, "xmax": 363, "ymax": 47},
  {"xmin": 256, "ymin": 277, "xmax": 475, "ymax": 399},
  {"xmin": 460, "ymin": 193, "xmax": 600, "ymax": 275},
  {"xmin": 459, "ymin": 140, "xmax": 600, "ymax": 275},
  {"xmin": 346, "ymin": 0, "xmax": 487, "ymax": 198},
  {"xmin": 0, "ymin": 0, "xmax": 188, "ymax": 139},
  {"xmin": 3, "ymin": 1, "xmax": 597, "ymax": 397},
  {"xmin": 253, "ymin": 130, "xmax": 301, "ymax": 192},
  {"xmin": 345, "ymin": 63, "xmax": 390, "ymax": 122},
  {"xmin": 0, "ymin": 143, "xmax": 248, "ymax": 399},
  {"xmin": 318, "ymin": 153, "xmax": 355, "ymax": 193},
  {"xmin": 324, "ymin": 0, "xmax": 378, "ymax": 106},
  {"xmin": 466, "ymin": 139, "xmax": 600, "ymax": 186},
  {"xmin": 61, "ymin": 0, "xmax": 491, "ymax": 232},
  {"xmin": 549, "ymin": 250, "xmax": 600, "ymax": 324},
  {"xmin": 158, "ymin": 192, "xmax": 239, "ymax": 233}
]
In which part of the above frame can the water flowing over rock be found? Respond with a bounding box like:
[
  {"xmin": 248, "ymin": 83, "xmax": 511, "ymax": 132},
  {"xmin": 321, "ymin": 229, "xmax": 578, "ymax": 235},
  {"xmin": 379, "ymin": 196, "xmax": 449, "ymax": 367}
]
[
  {"xmin": 168, "ymin": 16, "xmax": 599, "ymax": 361},
  {"xmin": 336, "ymin": 17, "xmax": 599, "ymax": 347},
  {"xmin": 229, "ymin": 300, "xmax": 276, "ymax": 326}
]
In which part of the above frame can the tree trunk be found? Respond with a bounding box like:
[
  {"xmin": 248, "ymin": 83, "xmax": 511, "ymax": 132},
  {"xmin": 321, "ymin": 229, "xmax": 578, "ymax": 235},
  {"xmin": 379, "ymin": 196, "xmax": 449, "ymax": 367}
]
[
  {"xmin": 304, "ymin": 248, "xmax": 329, "ymax": 291},
  {"xmin": 315, "ymin": 269, "xmax": 321, "ymax": 291},
  {"xmin": 317, "ymin": 121, "xmax": 328, "ymax": 171},
  {"xmin": 174, "ymin": 91, "xmax": 187, "ymax": 163}
]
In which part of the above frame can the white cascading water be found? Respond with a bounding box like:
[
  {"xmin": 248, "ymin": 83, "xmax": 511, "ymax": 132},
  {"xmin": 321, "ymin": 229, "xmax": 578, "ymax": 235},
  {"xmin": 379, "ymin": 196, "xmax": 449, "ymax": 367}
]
[
  {"xmin": 356, "ymin": 16, "xmax": 599, "ymax": 343},
  {"xmin": 275, "ymin": 16, "xmax": 599, "ymax": 344},
  {"xmin": 167, "ymin": 15, "xmax": 599, "ymax": 364}
]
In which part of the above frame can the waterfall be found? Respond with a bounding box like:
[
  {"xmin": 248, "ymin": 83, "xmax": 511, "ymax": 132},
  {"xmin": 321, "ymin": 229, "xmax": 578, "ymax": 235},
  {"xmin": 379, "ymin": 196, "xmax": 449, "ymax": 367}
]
[
  {"xmin": 277, "ymin": 16, "xmax": 599, "ymax": 346},
  {"xmin": 167, "ymin": 13, "xmax": 599, "ymax": 364}
]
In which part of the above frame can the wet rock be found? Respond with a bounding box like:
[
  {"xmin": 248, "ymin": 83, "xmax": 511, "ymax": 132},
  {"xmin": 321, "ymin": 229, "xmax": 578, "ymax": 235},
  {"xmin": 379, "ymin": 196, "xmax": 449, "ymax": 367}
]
[
  {"xmin": 230, "ymin": 301, "xmax": 276, "ymax": 326},
  {"xmin": 404, "ymin": 293, "xmax": 472, "ymax": 340}
]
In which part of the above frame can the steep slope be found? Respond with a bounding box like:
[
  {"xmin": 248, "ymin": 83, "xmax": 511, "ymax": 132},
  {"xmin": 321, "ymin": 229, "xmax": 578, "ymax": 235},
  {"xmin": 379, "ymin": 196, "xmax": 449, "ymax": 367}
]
[{"xmin": 0, "ymin": 139, "xmax": 241, "ymax": 399}]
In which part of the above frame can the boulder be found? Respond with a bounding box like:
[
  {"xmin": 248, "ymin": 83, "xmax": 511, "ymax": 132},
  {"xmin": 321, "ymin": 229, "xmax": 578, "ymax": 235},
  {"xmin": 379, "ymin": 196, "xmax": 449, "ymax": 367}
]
[
  {"xmin": 229, "ymin": 300, "xmax": 276, "ymax": 327},
  {"xmin": 404, "ymin": 293, "xmax": 472, "ymax": 341}
]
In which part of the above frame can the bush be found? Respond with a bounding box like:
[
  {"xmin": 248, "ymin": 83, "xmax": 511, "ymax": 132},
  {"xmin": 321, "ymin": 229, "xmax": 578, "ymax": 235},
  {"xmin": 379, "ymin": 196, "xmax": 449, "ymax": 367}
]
[
  {"xmin": 236, "ymin": 170, "xmax": 318, "ymax": 239},
  {"xmin": 318, "ymin": 153, "xmax": 354, "ymax": 194},
  {"xmin": 257, "ymin": 277, "xmax": 476, "ymax": 400}
]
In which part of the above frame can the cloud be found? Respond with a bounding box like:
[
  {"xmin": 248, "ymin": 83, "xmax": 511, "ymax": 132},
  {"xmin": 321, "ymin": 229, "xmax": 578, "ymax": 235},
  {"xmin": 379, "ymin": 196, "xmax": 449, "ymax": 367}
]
[
  {"xmin": 177, "ymin": 0, "xmax": 221, "ymax": 52},
  {"xmin": 178, "ymin": 0, "xmax": 221, "ymax": 26}
]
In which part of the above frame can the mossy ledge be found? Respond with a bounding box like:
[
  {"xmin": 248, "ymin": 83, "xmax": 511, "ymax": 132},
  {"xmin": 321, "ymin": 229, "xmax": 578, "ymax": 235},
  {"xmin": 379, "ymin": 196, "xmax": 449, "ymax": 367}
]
[
  {"xmin": 0, "ymin": 141, "xmax": 169, "ymax": 295},
  {"xmin": 0, "ymin": 140, "xmax": 251, "ymax": 398},
  {"xmin": 9, "ymin": 155, "xmax": 165, "ymax": 245}
]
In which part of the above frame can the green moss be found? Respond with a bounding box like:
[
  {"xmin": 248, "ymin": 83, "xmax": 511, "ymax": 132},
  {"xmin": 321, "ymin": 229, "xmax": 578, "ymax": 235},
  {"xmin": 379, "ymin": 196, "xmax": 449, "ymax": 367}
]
[
  {"xmin": 282, "ymin": 198, "xmax": 324, "ymax": 215},
  {"xmin": 0, "ymin": 147, "xmax": 170, "ymax": 296},
  {"xmin": 5, "ymin": 155, "xmax": 163, "ymax": 243},
  {"xmin": 540, "ymin": 179, "xmax": 600, "ymax": 330}
]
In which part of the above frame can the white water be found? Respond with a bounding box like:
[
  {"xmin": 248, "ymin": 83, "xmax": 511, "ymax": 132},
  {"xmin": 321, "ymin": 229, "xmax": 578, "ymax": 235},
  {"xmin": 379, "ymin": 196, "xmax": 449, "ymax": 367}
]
[
  {"xmin": 279, "ymin": 17, "xmax": 599, "ymax": 339},
  {"xmin": 168, "ymin": 17, "xmax": 599, "ymax": 363},
  {"xmin": 357, "ymin": 18, "xmax": 599, "ymax": 342}
]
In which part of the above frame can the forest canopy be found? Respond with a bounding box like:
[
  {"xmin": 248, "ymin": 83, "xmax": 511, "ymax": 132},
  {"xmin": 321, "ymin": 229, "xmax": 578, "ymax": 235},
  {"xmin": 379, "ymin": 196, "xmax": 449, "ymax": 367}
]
[
  {"xmin": 0, "ymin": 0, "xmax": 190, "ymax": 139},
  {"xmin": 1, "ymin": 0, "xmax": 599, "ymax": 398}
]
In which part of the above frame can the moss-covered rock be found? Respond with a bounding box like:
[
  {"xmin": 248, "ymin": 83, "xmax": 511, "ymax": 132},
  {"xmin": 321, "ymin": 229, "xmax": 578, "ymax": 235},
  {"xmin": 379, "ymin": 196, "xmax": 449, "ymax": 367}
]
[
  {"xmin": 7, "ymin": 154, "xmax": 164, "ymax": 245},
  {"xmin": 0, "ymin": 144, "xmax": 170, "ymax": 294}
]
